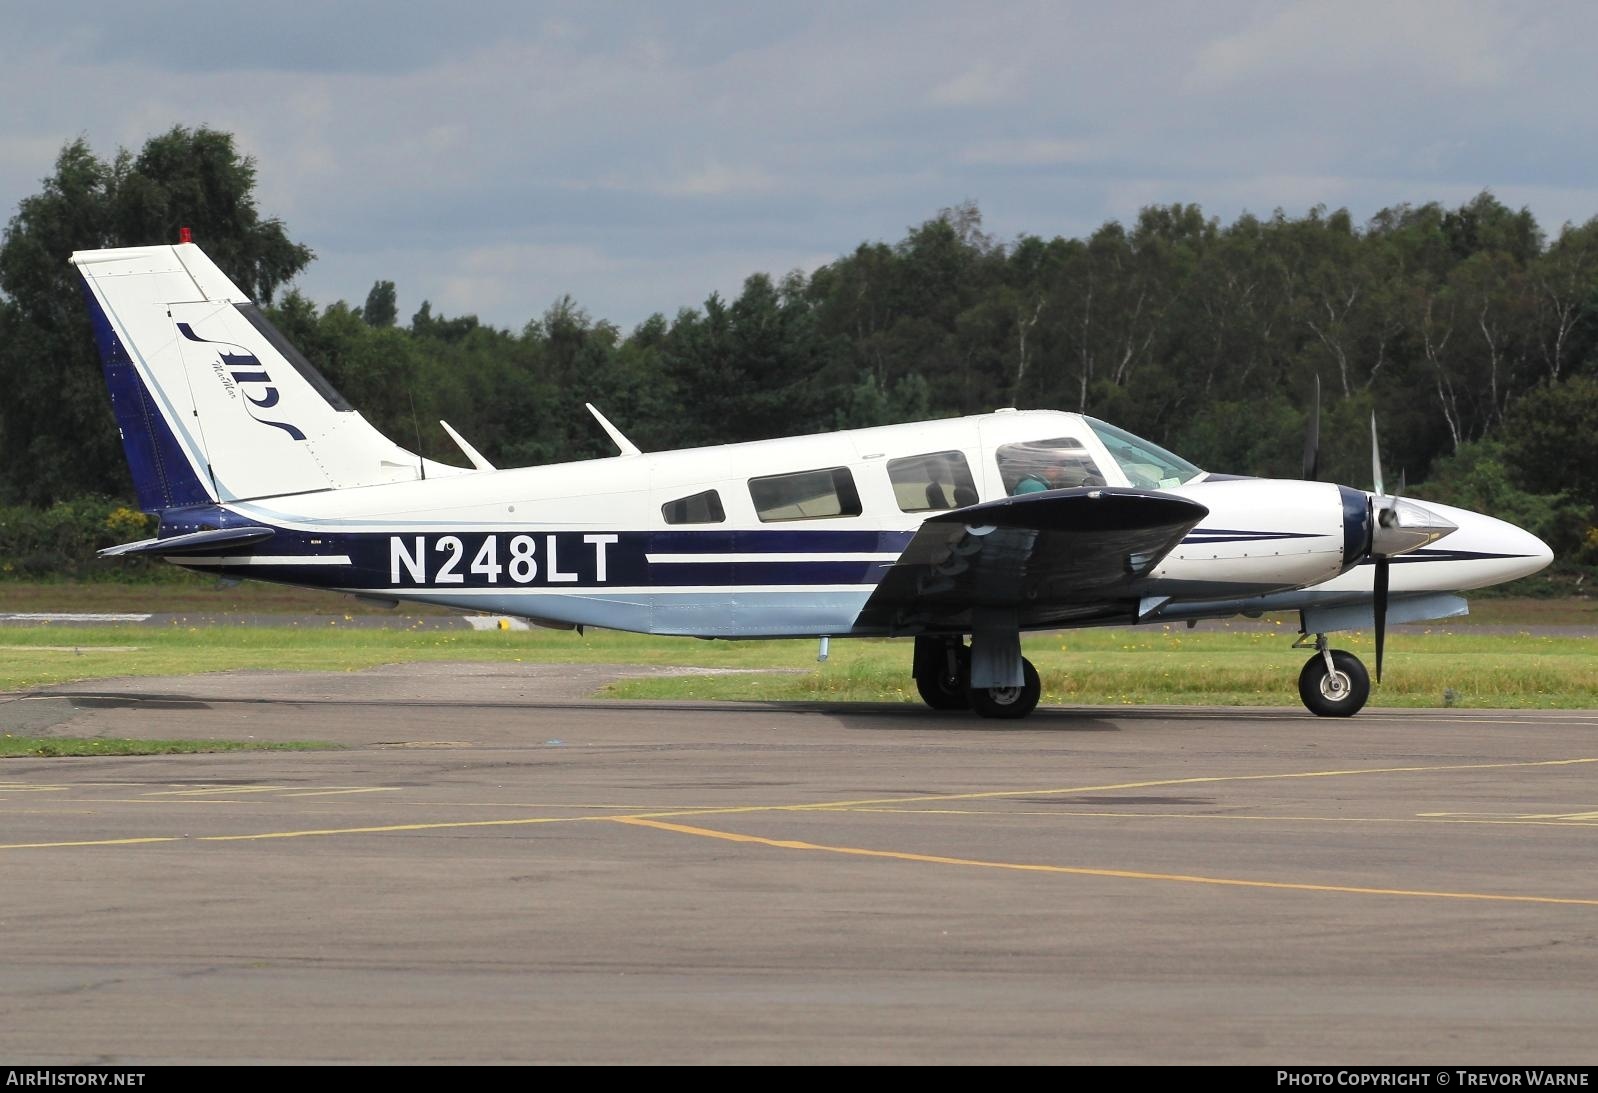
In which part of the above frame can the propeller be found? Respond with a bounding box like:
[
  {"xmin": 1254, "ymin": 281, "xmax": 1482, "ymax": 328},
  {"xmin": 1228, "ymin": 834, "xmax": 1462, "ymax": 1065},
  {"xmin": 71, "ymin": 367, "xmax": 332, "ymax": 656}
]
[
  {"xmin": 1369, "ymin": 412, "xmax": 1384, "ymax": 498},
  {"xmin": 1370, "ymin": 413, "xmax": 1387, "ymax": 680},
  {"xmin": 1365, "ymin": 413, "xmax": 1455, "ymax": 682},
  {"xmin": 1301, "ymin": 376, "xmax": 1320, "ymax": 481},
  {"xmin": 1301, "ymin": 385, "xmax": 1453, "ymax": 684}
]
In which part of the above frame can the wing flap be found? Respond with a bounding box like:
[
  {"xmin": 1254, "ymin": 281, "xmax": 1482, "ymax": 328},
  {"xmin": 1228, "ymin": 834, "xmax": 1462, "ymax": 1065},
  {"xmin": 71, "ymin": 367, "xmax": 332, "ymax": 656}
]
[{"xmin": 857, "ymin": 488, "xmax": 1208, "ymax": 632}]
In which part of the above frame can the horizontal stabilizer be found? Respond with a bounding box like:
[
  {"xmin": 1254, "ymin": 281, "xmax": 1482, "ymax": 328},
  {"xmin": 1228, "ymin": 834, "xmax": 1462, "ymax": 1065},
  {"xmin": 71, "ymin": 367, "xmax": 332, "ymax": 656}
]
[{"xmin": 99, "ymin": 526, "xmax": 276, "ymax": 558}]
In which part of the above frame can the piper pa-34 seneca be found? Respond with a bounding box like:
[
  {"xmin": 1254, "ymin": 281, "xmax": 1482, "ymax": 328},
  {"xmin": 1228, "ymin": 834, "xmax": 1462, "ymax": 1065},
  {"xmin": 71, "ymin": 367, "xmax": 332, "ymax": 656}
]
[{"xmin": 74, "ymin": 240, "xmax": 1553, "ymax": 719}]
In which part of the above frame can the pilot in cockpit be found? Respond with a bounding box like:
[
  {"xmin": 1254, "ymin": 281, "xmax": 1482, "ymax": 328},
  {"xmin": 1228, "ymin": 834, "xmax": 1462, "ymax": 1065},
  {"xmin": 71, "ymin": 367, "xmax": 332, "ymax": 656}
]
[{"xmin": 1003, "ymin": 442, "xmax": 1107, "ymax": 495}]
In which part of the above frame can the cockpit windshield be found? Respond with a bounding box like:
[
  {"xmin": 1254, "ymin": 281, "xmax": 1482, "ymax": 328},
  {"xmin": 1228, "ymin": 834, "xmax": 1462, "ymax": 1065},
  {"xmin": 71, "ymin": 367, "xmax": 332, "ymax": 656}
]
[{"xmin": 1084, "ymin": 417, "xmax": 1203, "ymax": 489}]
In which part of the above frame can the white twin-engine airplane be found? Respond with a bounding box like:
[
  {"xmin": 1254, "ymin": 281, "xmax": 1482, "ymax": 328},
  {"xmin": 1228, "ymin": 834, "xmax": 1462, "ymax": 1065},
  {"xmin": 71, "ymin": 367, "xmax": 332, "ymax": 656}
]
[{"xmin": 74, "ymin": 240, "xmax": 1552, "ymax": 719}]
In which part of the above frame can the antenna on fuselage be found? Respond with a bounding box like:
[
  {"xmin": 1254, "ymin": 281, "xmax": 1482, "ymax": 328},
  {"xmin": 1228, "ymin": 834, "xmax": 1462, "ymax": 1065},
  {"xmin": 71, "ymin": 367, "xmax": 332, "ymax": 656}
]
[
  {"xmin": 586, "ymin": 403, "xmax": 642, "ymax": 456},
  {"xmin": 408, "ymin": 391, "xmax": 426, "ymax": 481}
]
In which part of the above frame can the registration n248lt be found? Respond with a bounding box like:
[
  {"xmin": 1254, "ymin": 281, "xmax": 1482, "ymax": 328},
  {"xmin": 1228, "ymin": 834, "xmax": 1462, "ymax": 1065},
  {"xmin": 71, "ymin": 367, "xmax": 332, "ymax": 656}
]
[{"xmin": 389, "ymin": 534, "xmax": 618, "ymax": 586}]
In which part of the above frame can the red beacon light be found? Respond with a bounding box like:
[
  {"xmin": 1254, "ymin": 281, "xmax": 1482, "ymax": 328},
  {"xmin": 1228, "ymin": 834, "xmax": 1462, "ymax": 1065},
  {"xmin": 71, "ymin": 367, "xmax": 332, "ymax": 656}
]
[{"xmin": 178, "ymin": 226, "xmax": 192, "ymax": 244}]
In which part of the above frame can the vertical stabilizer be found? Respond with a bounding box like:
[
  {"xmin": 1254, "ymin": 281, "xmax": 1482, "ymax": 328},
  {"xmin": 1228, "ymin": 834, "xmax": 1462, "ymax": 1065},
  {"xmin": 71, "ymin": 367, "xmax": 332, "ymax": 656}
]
[{"xmin": 73, "ymin": 242, "xmax": 464, "ymax": 512}]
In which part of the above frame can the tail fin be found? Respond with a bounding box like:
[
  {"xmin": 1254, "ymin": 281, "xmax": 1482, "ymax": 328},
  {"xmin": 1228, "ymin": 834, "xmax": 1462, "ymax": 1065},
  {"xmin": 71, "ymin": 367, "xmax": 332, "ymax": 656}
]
[{"xmin": 73, "ymin": 242, "xmax": 458, "ymax": 513}]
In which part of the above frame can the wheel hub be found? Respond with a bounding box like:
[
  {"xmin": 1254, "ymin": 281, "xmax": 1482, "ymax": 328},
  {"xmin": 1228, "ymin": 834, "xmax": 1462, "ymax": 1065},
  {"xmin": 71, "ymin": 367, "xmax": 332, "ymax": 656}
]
[{"xmin": 1320, "ymin": 670, "xmax": 1350, "ymax": 701}]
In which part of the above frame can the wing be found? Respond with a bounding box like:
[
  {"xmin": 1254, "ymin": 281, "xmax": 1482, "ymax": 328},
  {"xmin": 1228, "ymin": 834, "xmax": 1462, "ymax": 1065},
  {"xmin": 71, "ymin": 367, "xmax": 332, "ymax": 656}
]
[{"xmin": 856, "ymin": 487, "xmax": 1208, "ymax": 632}]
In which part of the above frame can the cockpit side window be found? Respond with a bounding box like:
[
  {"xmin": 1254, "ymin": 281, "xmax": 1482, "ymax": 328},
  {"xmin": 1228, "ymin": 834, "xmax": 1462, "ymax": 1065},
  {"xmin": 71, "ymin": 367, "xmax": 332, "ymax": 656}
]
[
  {"xmin": 662, "ymin": 489, "xmax": 726, "ymax": 525},
  {"xmin": 995, "ymin": 438, "xmax": 1107, "ymax": 495},
  {"xmin": 749, "ymin": 467, "xmax": 863, "ymax": 522},
  {"xmin": 1084, "ymin": 418, "xmax": 1203, "ymax": 488},
  {"xmin": 887, "ymin": 450, "xmax": 979, "ymax": 512}
]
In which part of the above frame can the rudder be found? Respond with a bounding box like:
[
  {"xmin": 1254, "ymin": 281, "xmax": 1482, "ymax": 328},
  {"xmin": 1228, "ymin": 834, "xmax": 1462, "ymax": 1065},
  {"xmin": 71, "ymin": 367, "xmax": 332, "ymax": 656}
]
[{"xmin": 80, "ymin": 278, "xmax": 214, "ymax": 513}]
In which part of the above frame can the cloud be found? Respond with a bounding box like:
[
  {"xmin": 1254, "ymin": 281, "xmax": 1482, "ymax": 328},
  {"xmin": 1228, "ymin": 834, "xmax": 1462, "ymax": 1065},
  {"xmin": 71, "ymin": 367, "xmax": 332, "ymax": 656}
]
[
  {"xmin": 959, "ymin": 139, "xmax": 1103, "ymax": 168},
  {"xmin": 590, "ymin": 163, "xmax": 780, "ymax": 198},
  {"xmin": 0, "ymin": 135, "xmax": 70, "ymax": 176},
  {"xmin": 311, "ymin": 240, "xmax": 840, "ymax": 334},
  {"xmin": 928, "ymin": 63, "xmax": 1016, "ymax": 107},
  {"xmin": 3, "ymin": 2, "xmax": 1597, "ymax": 330},
  {"xmin": 1190, "ymin": 0, "xmax": 1517, "ymax": 90}
]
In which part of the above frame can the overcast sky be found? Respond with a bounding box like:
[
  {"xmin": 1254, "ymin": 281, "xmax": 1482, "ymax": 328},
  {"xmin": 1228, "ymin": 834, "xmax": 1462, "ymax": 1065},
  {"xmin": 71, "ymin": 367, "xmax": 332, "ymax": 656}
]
[{"xmin": 4, "ymin": 1, "xmax": 1597, "ymax": 330}]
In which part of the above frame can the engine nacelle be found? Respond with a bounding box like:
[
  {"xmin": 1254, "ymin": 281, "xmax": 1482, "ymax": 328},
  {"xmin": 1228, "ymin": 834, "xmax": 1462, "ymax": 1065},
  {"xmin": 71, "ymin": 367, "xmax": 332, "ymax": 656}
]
[{"xmin": 1144, "ymin": 479, "xmax": 1367, "ymax": 597}]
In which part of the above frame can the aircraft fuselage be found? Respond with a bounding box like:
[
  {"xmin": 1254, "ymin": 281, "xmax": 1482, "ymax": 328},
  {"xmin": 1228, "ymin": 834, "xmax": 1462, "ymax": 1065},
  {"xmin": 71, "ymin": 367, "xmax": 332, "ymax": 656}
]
[{"xmin": 158, "ymin": 410, "xmax": 1549, "ymax": 637}]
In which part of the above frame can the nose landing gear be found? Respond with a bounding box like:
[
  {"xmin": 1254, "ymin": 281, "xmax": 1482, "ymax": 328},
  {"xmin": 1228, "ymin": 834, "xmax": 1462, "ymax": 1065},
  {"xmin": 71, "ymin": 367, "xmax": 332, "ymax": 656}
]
[{"xmin": 1294, "ymin": 632, "xmax": 1371, "ymax": 717}]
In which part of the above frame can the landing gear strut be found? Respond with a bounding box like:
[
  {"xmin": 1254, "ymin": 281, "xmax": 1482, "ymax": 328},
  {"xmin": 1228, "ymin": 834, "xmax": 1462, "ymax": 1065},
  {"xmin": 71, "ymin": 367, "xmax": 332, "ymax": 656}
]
[
  {"xmin": 912, "ymin": 635, "xmax": 1042, "ymax": 719},
  {"xmin": 1294, "ymin": 633, "xmax": 1370, "ymax": 717}
]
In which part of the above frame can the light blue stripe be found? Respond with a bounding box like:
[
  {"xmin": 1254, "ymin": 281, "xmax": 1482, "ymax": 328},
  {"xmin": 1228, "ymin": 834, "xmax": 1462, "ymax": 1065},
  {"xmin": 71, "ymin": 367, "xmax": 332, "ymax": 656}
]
[{"xmin": 384, "ymin": 589, "xmax": 876, "ymax": 637}]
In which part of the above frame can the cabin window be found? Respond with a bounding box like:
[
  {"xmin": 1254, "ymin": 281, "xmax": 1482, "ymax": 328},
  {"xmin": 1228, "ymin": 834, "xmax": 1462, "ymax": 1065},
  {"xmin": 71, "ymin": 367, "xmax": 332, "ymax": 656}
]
[
  {"xmin": 996, "ymin": 438, "xmax": 1106, "ymax": 495},
  {"xmin": 662, "ymin": 489, "xmax": 726, "ymax": 525},
  {"xmin": 887, "ymin": 451, "xmax": 979, "ymax": 512},
  {"xmin": 749, "ymin": 467, "xmax": 863, "ymax": 522}
]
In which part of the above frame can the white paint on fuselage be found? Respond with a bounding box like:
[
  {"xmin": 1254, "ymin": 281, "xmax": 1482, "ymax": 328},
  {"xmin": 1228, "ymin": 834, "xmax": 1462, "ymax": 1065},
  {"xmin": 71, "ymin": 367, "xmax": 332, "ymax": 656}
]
[{"xmin": 218, "ymin": 409, "xmax": 1550, "ymax": 635}]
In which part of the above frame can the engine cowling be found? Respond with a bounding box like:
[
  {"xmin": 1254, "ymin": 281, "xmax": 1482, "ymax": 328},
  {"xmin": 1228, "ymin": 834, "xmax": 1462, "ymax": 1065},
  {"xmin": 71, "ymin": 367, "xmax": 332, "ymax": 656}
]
[{"xmin": 1150, "ymin": 479, "xmax": 1360, "ymax": 596}]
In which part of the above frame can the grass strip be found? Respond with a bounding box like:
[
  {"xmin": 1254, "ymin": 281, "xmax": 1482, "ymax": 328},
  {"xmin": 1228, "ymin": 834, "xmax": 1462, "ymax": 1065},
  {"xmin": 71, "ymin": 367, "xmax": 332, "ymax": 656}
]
[{"xmin": 1, "ymin": 623, "xmax": 1592, "ymax": 710}]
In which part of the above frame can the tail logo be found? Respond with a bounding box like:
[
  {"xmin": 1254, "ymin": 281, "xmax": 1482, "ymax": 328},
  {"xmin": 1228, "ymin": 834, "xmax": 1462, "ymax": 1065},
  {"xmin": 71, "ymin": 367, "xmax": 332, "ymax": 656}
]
[{"xmin": 177, "ymin": 322, "xmax": 307, "ymax": 441}]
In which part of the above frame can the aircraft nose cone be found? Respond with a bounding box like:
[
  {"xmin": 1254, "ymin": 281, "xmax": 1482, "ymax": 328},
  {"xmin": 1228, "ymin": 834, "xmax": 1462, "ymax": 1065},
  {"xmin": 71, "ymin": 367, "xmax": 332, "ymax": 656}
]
[
  {"xmin": 1492, "ymin": 516, "xmax": 1555, "ymax": 582},
  {"xmin": 1413, "ymin": 500, "xmax": 1557, "ymax": 591},
  {"xmin": 1523, "ymin": 527, "xmax": 1555, "ymax": 575}
]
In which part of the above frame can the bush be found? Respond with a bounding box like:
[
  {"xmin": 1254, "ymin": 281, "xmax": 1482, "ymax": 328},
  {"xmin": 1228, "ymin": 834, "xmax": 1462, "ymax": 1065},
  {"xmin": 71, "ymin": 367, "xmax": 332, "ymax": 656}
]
[{"xmin": 0, "ymin": 498, "xmax": 163, "ymax": 580}]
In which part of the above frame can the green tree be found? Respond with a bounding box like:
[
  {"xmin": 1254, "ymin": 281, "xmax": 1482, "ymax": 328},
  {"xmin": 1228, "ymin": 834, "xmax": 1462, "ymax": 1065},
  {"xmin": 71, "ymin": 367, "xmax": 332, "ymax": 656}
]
[
  {"xmin": 1417, "ymin": 438, "xmax": 1592, "ymax": 560},
  {"xmin": 116, "ymin": 126, "xmax": 310, "ymax": 302},
  {"xmin": 363, "ymin": 280, "xmax": 398, "ymax": 328},
  {"xmin": 1502, "ymin": 376, "xmax": 1598, "ymax": 513},
  {"xmin": 1529, "ymin": 217, "xmax": 1598, "ymax": 381}
]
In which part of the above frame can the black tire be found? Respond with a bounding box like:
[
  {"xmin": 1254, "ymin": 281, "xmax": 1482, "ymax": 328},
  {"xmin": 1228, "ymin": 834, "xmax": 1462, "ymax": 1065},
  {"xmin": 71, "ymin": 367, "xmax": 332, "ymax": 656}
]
[
  {"xmin": 968, "ymin": 657, "xmax": 1042, "ymax": 720},
  {"xmin": 915, "ymin": 644, "xmax": 970, "ymax": 710},
  {"xmin": 1298, "ymin": 650, "xmax": 1370, "ymax": 717}
]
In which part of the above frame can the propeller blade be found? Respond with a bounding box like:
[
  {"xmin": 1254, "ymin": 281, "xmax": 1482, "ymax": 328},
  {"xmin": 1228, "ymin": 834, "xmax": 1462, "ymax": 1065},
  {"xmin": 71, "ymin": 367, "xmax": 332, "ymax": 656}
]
[
  {"xmin": 1397, "ymin": 467, "xmax": 1406, "ymax": 498},
  {"xmin": 1302, "ymin": 376, "xmax": 1320, "ymax": 481},
  {"xmin": 1370, "ymin": 411, "xmax": 1385, "ymax": 498},
  {"xmin": 1373, "ymin": 556, "xmax": 1389, "ymax": 684}
]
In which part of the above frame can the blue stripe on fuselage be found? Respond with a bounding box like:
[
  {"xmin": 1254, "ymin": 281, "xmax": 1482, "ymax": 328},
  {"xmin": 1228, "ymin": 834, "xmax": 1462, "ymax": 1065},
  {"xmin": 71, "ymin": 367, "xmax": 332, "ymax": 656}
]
[
  {"xmin": 176, "ymin": 524, "xmax": 916, "ymax": 591},
  {"xmin": 1181, "ymin": 529, "xmax": 1320, "ymax": 544}
]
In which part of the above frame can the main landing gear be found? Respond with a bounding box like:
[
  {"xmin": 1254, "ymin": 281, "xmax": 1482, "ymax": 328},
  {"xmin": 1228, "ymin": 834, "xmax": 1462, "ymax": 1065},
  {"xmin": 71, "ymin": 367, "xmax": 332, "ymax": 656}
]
[
  {"xmin": 912, "ymin": 635, "xmax": 1041, "ymax": 720},
  {"xmin": 1294, "ymin": 632, "xmax": 1371, "ymax": 717}
]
